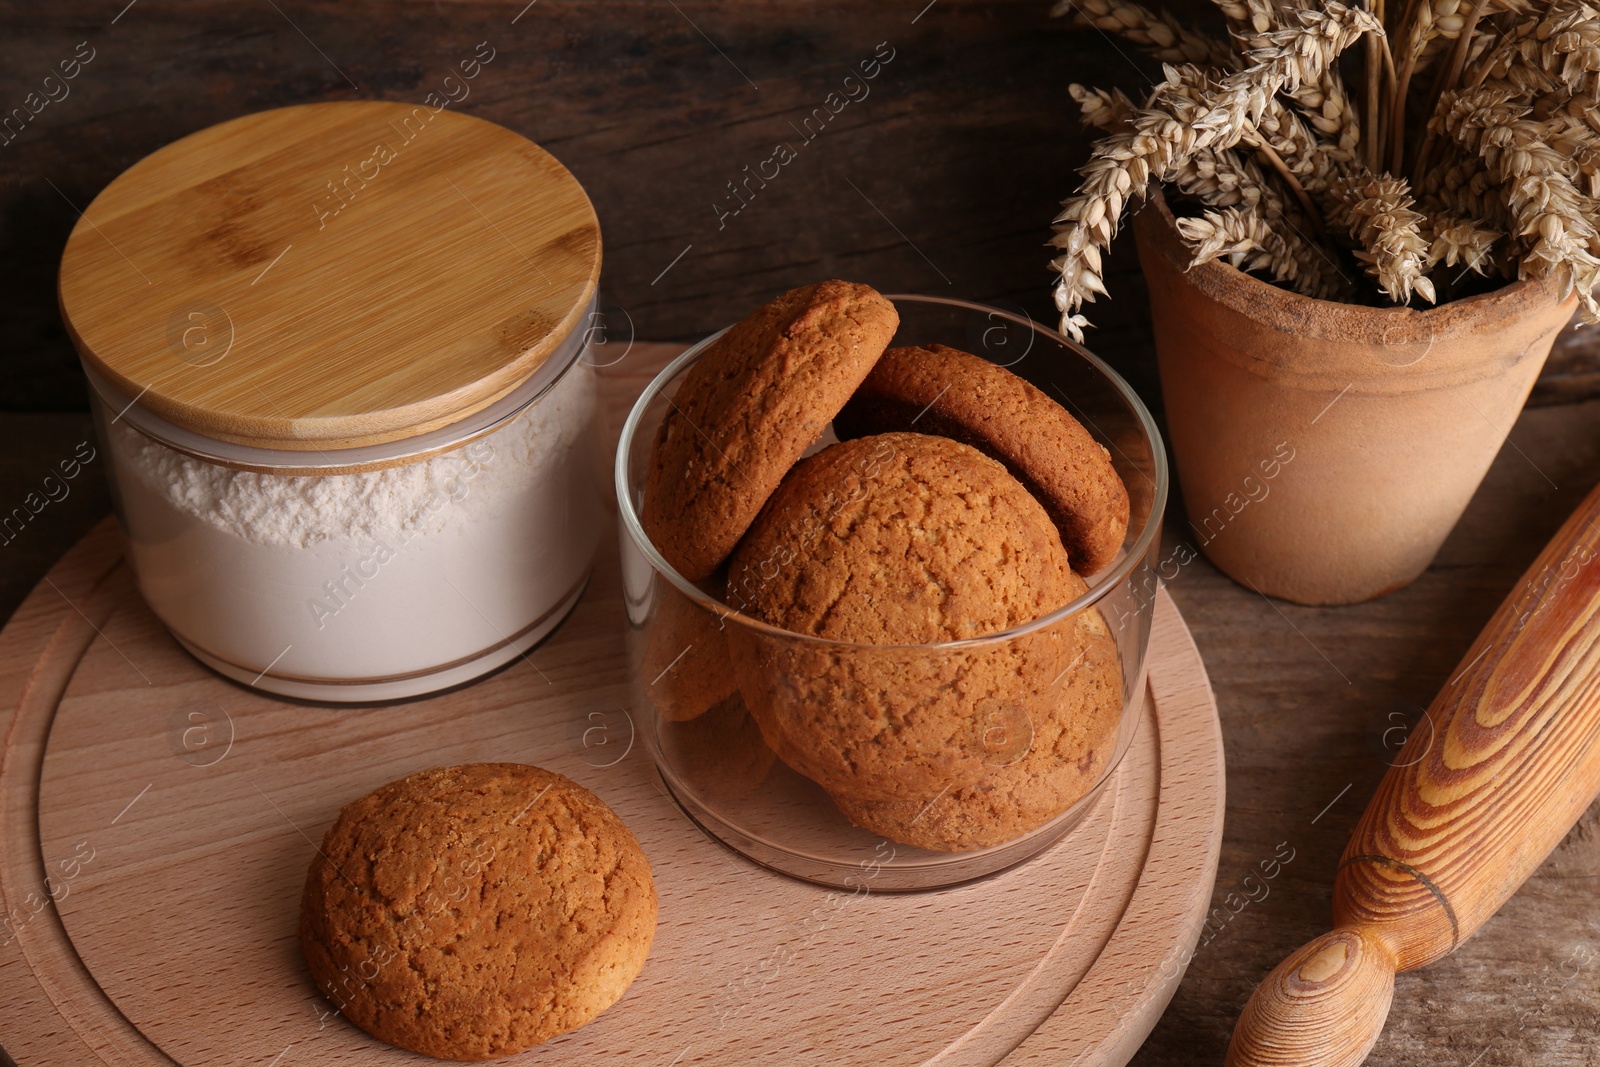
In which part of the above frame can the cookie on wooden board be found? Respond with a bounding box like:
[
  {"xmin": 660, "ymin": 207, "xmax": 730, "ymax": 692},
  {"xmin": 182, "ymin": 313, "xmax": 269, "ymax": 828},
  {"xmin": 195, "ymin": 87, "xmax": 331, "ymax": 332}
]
[
  {"xmin": 725, "ymin": 432, "xmax": 1082, "ymax": 803},
  {"xmin": 299, "ymin": 763, "xmax": 657, "ymax": 1061},
  {"xmin": 642, "ymin": 280, "xmax": 898, "ymax": 582},
  {"xmin": 833, "ymin": 343, "xmax": 1130, "ymax": 576},
  {"xmin": 831, "ymin": 605, "xmax": 1124, "ymax": 852}
]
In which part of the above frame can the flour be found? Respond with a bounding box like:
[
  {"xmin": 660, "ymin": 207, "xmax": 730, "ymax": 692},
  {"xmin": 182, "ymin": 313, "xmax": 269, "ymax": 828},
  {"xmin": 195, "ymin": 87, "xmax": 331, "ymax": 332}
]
[
  {"xmin": 112, "ymin": 367, "xmax": 590, "ymax": 549},
  {"xmin": 105, "ymin": 359, "xmax": 604, "ymax": 700}
]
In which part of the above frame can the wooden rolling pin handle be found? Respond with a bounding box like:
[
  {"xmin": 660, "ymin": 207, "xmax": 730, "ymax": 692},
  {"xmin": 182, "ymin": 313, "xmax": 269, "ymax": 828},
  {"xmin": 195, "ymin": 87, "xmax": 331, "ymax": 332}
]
[
  {"xmin": 1227, "ymin": 478, "xmax": 1600, "ymax": 1067},
  {"xmin": 1227, "ymin": 928, "xmax": 1395, "ymax": 1067}
]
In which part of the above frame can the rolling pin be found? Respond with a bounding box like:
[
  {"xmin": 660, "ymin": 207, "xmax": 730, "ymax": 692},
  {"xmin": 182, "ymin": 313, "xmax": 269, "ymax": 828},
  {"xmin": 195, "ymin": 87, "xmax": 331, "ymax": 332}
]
[{"xmin": 1226, "ymin": 479, "xmax": 1600, "ymax": 1067}]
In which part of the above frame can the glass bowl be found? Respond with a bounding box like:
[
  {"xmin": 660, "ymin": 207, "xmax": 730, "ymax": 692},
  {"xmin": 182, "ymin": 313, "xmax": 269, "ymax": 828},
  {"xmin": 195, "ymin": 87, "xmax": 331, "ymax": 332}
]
[{"xmin": 616, "ymin": 294, "xmax": 1168, "ymax": 890}]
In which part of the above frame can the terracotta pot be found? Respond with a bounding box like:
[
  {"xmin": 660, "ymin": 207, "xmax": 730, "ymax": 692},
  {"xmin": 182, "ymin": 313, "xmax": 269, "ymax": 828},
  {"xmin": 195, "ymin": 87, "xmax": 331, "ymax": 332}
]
[{"xmin": 1133, "ymin": 192, "xmax": 1578, "ymax": 605}]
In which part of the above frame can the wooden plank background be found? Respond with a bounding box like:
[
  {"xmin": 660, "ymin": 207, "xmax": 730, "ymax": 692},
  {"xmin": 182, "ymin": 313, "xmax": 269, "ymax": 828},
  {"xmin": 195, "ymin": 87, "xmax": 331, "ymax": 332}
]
[
  {"xmin": 2, "ymin": 3, "xmax": 1599, "ymax": 1066},
  {"xmin": 3, "ymin": 0, "xmax": 1596, "ymax": 413}
]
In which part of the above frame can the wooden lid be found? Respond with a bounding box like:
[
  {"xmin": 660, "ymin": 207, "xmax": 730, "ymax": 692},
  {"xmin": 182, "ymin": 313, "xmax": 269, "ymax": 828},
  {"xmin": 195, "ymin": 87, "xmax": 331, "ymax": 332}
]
[{"xmin": 59, "ymin": 101, "xmax": 601, "ymax": 451}]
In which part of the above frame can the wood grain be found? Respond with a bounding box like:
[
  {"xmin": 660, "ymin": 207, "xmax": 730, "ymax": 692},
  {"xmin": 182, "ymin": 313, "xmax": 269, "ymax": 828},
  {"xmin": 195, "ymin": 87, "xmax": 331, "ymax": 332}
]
[
  {"xmin": 0, "ymin": 343, "xmax": 1224, "ymax": 1066},
  {"xmin": 0, "ymin": 537, "xmax": 1220, "ymax": 1067},
  {"xmin": 1227, "ymin": 928, "xmax": 1396, "ymax": 1067},
  {"xmin": 59, "ymin": 100, "xmax": 600, "ymax": 450},
  {"xmin": 5, "ymin": 1, "xmax": 1600, "ymax": 1056},
  {"xmin": 1225, "ymin": 480, "xmax": 1600, "ymax": 1065},
  {"xmin": 7, "ymin": 0, "xmax": 1599, "ymax": 418},
  {"xmin": 4, "ymin": 383, "xmax": 1600, "ymax": 1067},
  {"xmin": 2, "ymin": 0, "xmax": 1221, "ymax": 416},
  {"xmin": 1338, "ymin": 478, "xmax": 1600, "ymax": 968},
  {"xmin": 4, "ymin": 398, "xmax": 1600, "ymax": 1066},
  {"xmin": 1133, "ymin": 394, "xmax": 1600, "ymax": 1067},
  {"xmin": 4, "ymin": 386, "xmax": 1600, "ymax": 1067}
]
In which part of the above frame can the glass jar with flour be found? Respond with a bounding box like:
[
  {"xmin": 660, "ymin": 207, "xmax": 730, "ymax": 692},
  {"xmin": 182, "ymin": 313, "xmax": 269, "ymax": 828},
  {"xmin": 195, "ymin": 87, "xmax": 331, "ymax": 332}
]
[{"xmin": 59, "ymin": 102, "xmax": 606, "ymax": 701}]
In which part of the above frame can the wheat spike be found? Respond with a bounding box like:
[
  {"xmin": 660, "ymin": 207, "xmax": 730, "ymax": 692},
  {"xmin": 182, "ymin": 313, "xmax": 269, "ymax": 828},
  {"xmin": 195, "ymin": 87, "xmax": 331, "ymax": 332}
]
[
  {"xmin": 1070, "ymin": 82, "xmax": 1292, "ymax": 220},
  {"xmin": 1536, "ymin": 97, "xmax": 1600, "ymax": 198},
  {"xmin": 1177, "ymin": 146, "xmax": 1278, "ymax": 210},
  {"xmin": 1249, "ymin": 92, "xmax": 1357, "ymax": 195},
  {"xmin": 1437, "ymin": 85, "xmax": 1600, "ymax": 318},
  {"xmin": 1471, "ymin": 0, "xmax": 1600, "ymax": 96},
  {"xmin": 1286, "ymin": 71, "xmax": 1362, "ymax": 157},
  {"xmin": 1331, "ymin": 174, "xmax": 1439, "ymax": 303},
  {"xmin": 1211, "ymin": 0, "xmax": 1278, "ymax": 39},
  {"xmin": 1176, "ymin": 206, "xmax": 1346, "ymax": 296},
  {"xmin": 1420, "ymin": 147, "xmax": 1511, "ymax": 229},
  {"xmin": 1163, "ymin": 65, "xmax": 1344, "ymax": 231},
  {"xmin": 1240, "ymin": 4, "xmax": 1384, "ymax": 93},
  {"xmin": 1073, "ymin": 85, "xmax": 1292, "ymax": 216},
  {"xmin": 1055, "ymin": 0, "xmax": 1237, "ymax": 66},
  {"xmin": 1071, "ymin": 84, "xmax": 1140, "ymax": 132},
  {"xmin": 1423, "ymin": 209, "xmax": 1503, "ymax": 275},
  {"xmin": 1049, "ymin": 0, "xmax": 1600, "ymax": 330},
  {"xmin": 1050, "ymin": 4, "xmax": 1381, "ymax": 338},
  {"xmin": 1256, "ymin": 99, "xmax": 1342, "ymax": 183},
  {"xmin": 1176, "ymin": 142, "xmax": 1345, "ymax": 288},
  {"xmin": 1405, "ymin": 0, "xmax": 1532, "ymax": 72},
  {"xmin": 1049, "ymin": 95, "xmax": 1201, "ymax": 341}
]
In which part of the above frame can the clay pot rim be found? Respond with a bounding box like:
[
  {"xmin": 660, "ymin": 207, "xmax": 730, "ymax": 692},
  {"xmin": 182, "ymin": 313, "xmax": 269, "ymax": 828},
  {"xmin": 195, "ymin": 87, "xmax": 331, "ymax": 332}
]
[{"xmin": 1138, "ymin": 189, "xmax": 1575, "ymax": 351}]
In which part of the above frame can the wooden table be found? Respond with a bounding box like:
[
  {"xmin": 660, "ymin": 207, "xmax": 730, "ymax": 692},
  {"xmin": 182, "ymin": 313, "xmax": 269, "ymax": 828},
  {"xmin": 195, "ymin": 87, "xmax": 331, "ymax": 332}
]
[
  {"xmin": 2, "ymin": 4, "xmax": 1599, "ymax": 1065},
  {"xmin": 4, "ymin": 377, "xmax": 1599, "ymax": 1067}
]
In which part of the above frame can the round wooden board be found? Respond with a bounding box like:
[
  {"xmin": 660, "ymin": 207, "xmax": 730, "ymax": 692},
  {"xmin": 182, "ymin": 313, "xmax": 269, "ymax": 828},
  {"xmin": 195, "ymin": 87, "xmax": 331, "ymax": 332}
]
[{"xmin": 0, "ymin": 350, "xmax": 1224, "ymax": 1067}]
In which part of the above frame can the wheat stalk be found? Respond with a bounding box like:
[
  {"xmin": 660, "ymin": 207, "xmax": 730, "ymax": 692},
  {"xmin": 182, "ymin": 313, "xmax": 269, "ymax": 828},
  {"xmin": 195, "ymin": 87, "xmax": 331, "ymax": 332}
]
[
  {"xmin": 1177, "ymin": 207, "xmax": 1347, "ymax": 296},
  {"xmin": 1331, "ymin": 174, "xmax": 1439, "ymax": 301},
  {"xmin": 1050, "ymin": 3, "xmax": 1382, "ymax": 339},
  {"xmin": 1424, "ymin": 209, "xmax": 1503, "ymax": 275},
  {"xmin": 1400, "ymin": 0, "xmax": 1494, "ymax": 70},
  {"xmin": 1211, "ymin": 0, "xmax": 1278, "ymax": 39},
  {"xmin": 1071, "ymin": 83, "xmax": 1139, "ymax": 131},
  {"xmin": 1163, "ymin": 66, "xmax": 1330, "ymax": 227},
  {"xmin": 1074, "ymin": 78, "xmax": 1344, "ymax": 287},
  {"xmin": 1051, "ymin": 0, "xmax": 1600, "ymax": 331},
  {"xmin": 1437, "ymin": 85, "xmax": 1600, "ymax": 317},
  {"xmin": 1471, "ymin": 1, "xmax": 1600, "ymax": 96},
  {"xmin": 1056, "ymin": 0, "xmax": 1237, "ymax": 66},
  {"xmin": 1420, "ymin": 146, "xmax": 1512, "ymax": 230},
  {"xmin": 1389, "ymin": 1, "xmax": 1534, "ymax": 162},
  {"xmin": 1178, "ymin": 69, "xmax": 1434, "ymax": 302},
  {"xmin": 1251, "ymin": 92, "xmax": 1358, "ymax": 196},
  {"xmin": 1221, "ymin": 0, "xmax": 1369, "ymax": 159}
]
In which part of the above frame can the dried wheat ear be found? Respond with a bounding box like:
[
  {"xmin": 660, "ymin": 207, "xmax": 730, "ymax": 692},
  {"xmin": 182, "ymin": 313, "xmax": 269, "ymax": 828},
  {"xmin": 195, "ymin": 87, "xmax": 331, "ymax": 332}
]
[{"xmin": 1051, "ymin": 0, "xmax": 1600, "ymax": 340}]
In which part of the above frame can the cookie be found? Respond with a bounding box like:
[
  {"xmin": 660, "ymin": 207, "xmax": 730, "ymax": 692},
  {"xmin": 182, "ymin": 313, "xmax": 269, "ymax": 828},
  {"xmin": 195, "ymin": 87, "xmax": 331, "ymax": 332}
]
[
  {"xmin": 725, "ymin": 432, "xmax": 1082, "ymax": 802},
  {"xmin": 833, "ymin": 343, "xmax": 1131, "ymax": 575},
  {"xmin": 640, "ymin": 577, "xmax": 737, "ymax": 722},
  {"xmin": 831, "ymin": 605, "xmax": 1124, "ymax": 851},
  {"xmin": 642, "ymin": 280, "xmax": 898, "ymax": 581},
  {"xmin": 659, "ymin": 692, "xmax": 777, "ymax": 802},
  {"xmin": 299, "ymin": 763, "xmax": 657, "ymax": 1061}
]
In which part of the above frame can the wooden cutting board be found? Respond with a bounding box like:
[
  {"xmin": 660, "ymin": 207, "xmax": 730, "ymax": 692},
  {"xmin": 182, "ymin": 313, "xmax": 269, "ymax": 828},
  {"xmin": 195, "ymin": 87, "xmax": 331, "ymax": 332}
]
[{"xmin": 0, "ymin": 345, "xmax": 1224, "ymax": 1067}]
